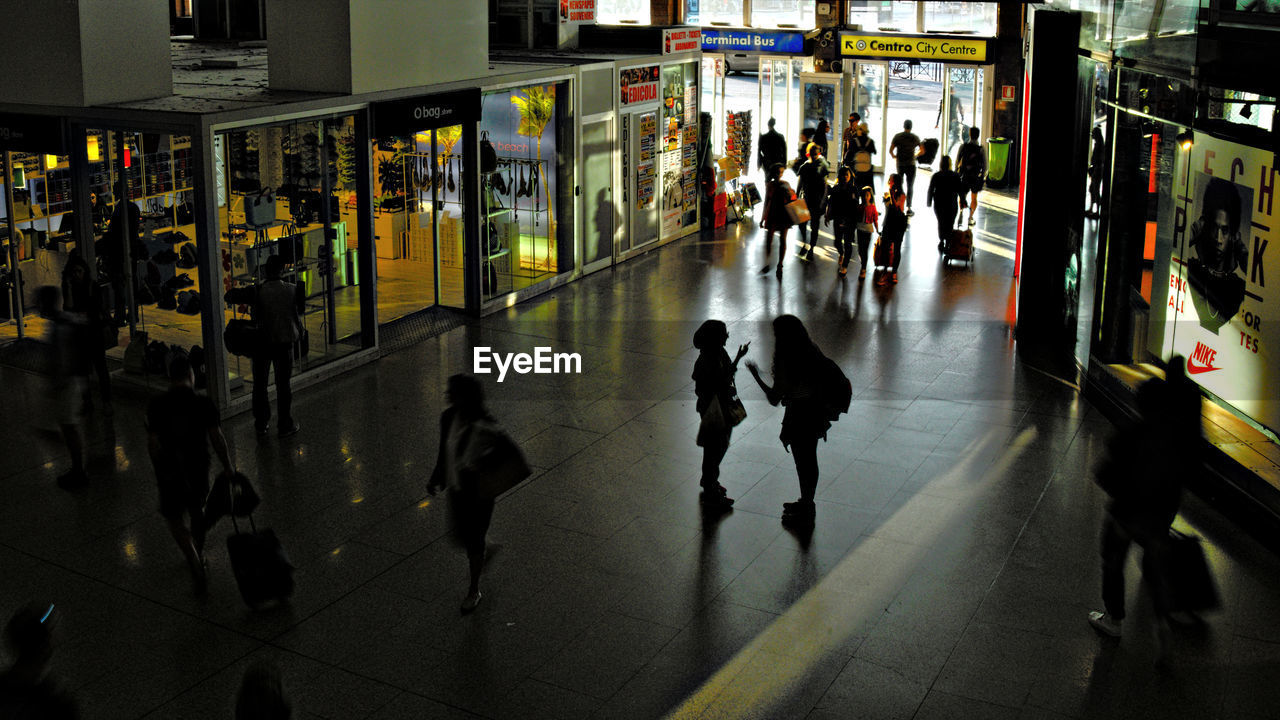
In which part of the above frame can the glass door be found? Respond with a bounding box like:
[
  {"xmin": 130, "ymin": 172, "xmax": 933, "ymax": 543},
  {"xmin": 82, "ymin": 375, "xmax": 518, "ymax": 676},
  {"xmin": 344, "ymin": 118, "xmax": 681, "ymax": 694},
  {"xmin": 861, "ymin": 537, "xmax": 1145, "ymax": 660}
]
[
  {"xmin": 759, "ymin": 57, "xmax": 801, "ymax": 168},
  {"xmin": 851, "ymin": 62, "xmax": 888, "ymax": 172},
  {"xmin": 942, "ymin": 66, "xmax": 980, "ymax": 160},
  {"xmin": 581, "ymin": 115, "xmax": 616, "ymax": 273}
]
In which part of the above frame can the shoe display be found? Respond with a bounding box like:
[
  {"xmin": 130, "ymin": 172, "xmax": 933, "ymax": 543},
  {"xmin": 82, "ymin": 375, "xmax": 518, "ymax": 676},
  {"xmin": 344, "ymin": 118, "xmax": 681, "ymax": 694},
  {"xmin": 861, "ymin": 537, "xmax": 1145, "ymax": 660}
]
[
  {"xmin": 1088, "ymin": 611, "xmax": 1122, "ymax": 637},
  {"xmin": 461, "ymin": 591, "xmax": 483, "ymax": 614}
]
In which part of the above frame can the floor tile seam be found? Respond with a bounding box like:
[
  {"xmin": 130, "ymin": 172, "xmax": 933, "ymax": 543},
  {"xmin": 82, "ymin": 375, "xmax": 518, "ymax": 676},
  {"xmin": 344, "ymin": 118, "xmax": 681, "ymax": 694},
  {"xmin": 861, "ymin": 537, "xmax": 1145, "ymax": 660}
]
[{"xmin": 136, "ymin": 643, "xmax": 269, "ymax": 720}]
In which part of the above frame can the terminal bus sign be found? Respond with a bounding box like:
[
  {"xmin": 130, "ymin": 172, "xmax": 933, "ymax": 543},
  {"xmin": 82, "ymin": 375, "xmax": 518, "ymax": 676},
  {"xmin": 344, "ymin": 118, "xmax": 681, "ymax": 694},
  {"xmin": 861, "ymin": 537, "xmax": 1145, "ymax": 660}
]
[{"xmin": 840, "ymin": 33, "xmax": 987, "ymax": 63}]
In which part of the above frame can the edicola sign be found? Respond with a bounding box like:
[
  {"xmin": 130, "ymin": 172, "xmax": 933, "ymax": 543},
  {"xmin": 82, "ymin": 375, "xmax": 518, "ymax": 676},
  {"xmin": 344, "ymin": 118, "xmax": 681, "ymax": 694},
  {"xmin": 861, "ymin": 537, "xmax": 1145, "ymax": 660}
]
[
  {"xmin": 840, "ymin": 33, "xmax": 988, "ymax": 63},
  {"xmin": 620, "ymin": 65, "xmax": 660, "ymax": 106}
]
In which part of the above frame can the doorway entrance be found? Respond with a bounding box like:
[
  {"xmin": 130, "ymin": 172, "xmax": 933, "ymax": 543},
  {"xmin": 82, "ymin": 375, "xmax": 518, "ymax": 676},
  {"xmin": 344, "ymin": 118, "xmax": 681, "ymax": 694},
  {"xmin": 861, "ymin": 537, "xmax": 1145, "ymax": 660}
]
[{"xmin": 850, "ymin": 60, "xmax": 990, "ymax": 169}]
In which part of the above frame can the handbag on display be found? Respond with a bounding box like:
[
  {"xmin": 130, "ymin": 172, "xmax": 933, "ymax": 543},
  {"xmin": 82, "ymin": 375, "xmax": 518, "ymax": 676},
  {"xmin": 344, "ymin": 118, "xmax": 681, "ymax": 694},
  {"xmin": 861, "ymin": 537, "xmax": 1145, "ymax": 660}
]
[
  {"xmin": 480, "ymin": 131, "xmax": 499, "ymax": 174},
  {"xmin": 785, "ymin": 197, "xmax": 811, "ymax": 225},
  {"xmin": 244, "ymin": 187, "xmax": 276, "ymax": 227}
]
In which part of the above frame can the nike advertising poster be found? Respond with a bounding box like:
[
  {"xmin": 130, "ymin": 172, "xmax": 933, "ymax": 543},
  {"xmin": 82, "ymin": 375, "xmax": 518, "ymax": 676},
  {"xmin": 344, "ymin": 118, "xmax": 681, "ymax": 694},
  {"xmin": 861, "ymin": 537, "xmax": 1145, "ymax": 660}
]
[{"xmin": 1159, "ymin": 133, "xmax": 1278, "ymax": 434}]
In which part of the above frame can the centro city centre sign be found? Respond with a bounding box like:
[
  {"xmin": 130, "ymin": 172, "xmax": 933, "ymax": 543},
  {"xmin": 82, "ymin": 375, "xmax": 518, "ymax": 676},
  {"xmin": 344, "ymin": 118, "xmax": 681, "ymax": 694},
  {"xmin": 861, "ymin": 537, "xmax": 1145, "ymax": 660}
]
[{"xmin": 840, "ymin": 33, "xmax": 987, "ymax": 63}]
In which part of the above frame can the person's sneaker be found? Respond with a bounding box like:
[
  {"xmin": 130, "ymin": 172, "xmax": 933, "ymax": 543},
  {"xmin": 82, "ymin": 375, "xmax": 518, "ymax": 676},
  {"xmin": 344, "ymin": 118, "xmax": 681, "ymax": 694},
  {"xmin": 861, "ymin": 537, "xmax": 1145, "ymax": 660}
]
[
  {"xmin": 56, "ymin": 469, "xmax": 89, "ymax": 490},
  {"xmin": 859, "ymin": 267, "xmax": 866, "ymax": 279},
  {"xmin": 906, "ymin": 208, "xmax": 915, "ymax": 217},
  {"xmin": 782, "ymin": 500, "xmax": 815, "ymax": 515},
  {"xmin": 256, "ymin": 425, "xmax": 271, "ymax": 439},
  {"xmin": 968, "ymin": 216, "xmax": 976, "ymax": 226},
  {"xmin": 839, "ymin": 265, "xmax": 848, "ymax": 276},
  {"xmin": 938, "ymin": 241, "xmax": 946, "ymax": 252},
  {"xmin": 776, "ymin": 265, "xmax": 783, "ymax": 279},
  {"xmin": 700, "ymin": 491, "xmax": 735, "ymax": 509},
  {"xmin": 460, "ymin": 591, "xmax": 483, "ymax": 614},
  {"xmin": 278, "ymin": 422, "xmax": 300, "ymax": 438},
  {"xmin": 1088, "ymin": 611, "xmax": 1122, "ymax": 637},
  {"xmin": 891, "ymin": 272, "xmax": 899, "ymax": 284},
  {"xmin": 760, "ymin": 264, "xmax": 774, "ymax": 275}
]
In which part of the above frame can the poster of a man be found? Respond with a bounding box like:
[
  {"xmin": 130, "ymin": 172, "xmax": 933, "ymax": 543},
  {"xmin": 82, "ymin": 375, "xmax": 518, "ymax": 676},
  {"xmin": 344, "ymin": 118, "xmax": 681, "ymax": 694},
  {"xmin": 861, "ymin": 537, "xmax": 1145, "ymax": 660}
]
[{"xmin": 1186, "ymin": 174, "xmax": 1252, "ymax": 332}]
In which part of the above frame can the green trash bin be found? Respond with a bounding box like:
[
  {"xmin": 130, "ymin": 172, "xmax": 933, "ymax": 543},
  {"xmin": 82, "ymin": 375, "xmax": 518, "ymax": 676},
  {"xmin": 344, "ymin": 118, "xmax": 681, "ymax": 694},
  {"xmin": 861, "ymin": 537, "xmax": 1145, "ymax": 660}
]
[{"xmin": 986, "ymin": 137, "xmax": 1012, "ymax": 189}]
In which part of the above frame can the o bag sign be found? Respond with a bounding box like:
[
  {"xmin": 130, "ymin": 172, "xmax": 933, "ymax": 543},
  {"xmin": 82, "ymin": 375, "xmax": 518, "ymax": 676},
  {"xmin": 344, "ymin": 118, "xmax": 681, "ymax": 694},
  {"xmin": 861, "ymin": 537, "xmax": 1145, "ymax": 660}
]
[{"xmin": 371, "ymin": 89, "xmax": 481, "ymax": 137}]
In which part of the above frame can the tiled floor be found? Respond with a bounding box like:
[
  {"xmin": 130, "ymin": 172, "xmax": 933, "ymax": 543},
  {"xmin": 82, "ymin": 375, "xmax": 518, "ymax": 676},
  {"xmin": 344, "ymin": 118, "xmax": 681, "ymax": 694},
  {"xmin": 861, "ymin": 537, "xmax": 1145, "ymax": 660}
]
[{"xmin": 3, "ymin": 192, "xmax": 1280, "ymax": 720}]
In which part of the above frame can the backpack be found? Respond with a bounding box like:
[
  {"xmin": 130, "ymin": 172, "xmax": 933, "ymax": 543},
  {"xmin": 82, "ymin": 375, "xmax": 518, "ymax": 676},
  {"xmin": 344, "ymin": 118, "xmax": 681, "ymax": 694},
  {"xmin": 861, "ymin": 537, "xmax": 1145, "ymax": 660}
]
[
  {"xmin": 819, "ymin": 354, "xmax": 852, "ymax": 421},
  {"xmin": 851, "ymin": 136, "xmax": 873, "ymax": 173},
  {"xmin": 480, "ymin": 131, "xmax": 498, "ymax": 174}
]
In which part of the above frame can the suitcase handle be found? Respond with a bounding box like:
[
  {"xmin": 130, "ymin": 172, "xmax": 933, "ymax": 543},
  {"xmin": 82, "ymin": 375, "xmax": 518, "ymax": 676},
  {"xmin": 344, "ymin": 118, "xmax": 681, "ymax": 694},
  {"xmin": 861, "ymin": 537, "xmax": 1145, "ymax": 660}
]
[{"xmin": 228, "ymin": 477, "xmax": 258, "ymax": 535}]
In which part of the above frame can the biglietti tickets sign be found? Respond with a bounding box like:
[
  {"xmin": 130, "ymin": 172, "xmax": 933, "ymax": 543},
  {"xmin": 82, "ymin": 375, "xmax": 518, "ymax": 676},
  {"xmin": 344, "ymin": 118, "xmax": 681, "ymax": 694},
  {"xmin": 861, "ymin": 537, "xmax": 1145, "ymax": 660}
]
[
  {"xmin": 620, "ymin": 65, "xmax": 660, "ymax": 106},
  {"xmin": 663, "ymin": 28, "xmax": 701, "ymax": 54},
  {"xmin": 1157, "ymin": 132, "xmax": 1279, "ymax": 433}
]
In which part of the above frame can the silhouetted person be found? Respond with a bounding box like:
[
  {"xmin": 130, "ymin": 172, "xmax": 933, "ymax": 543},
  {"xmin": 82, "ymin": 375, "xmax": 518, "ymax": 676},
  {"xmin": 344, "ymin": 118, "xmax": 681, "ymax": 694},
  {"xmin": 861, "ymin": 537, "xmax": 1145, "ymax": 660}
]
[
  {"xmin": 1089, "ymin": 359, "xmax": 1201, "ymax": 662},
  {"xmin": 791, "ymin": 128, "xmax": 816, "ymax": 176},
  {"xmin": 235, "ymin": 661, "xmax": 291, "ymax": 720},
  {"xmin": 846, "ymin": 122, "xmax": 877, "ymax": 196},
  {"xmin": 61, "ymin": 253, "xmax": 112, "ymax": 416},
  {"xmin": 36, "ymin": 287, "xmax": 88, "ymax": 490},
  {"xmin": 927, "ymin": 156, "xmax": 966, "ymax": 251},
  {"xmin": 746, "ymin": 315, "xmax": 831, "ymax": 526},
  {"xmin": 813, "ymin": 119, "xmax": 831, "ymax": 158},
  {"xmin": 0, "ymin": 604, "xmax": 78, "ymax": 719},
  {"xmin": 760, "ymin": 163, "xmax": 796, "ymax": 279},
  {"xmin": 824, "ymin": 166, "xmax": 860, "ymax": 277},
  {"xmin": 936, "ymin": 87, "xmax": 966, "ymax": 153},
  {"xmin": 854, "ymin": 185, "xmax": 880, "ymax": 280},
  {"xmin": 147, "ymin": 356, "xmax": 237, "ymax": 594},
  {"xmin": 428, "ymin": 374, "xmax": 503, "ymax": 613},
  {"xmin": 593, "ymin": 188, "xmax": 614, "ymax": 260},
  {"xmin": 955, "ymin": 126, "xmax": 986, "ymax": 226},
  {"xmin": 1087, "ymin": 127, "xmax": 1105, "ymax": 218},
  {"xmin": 795, "ymin": 144, "xmax": 831, "ymax": 259},
  {"xmin": 879, "ymin": 174, "xmax": 908, "ymax": 285},
  {"xmin": 889, "ymin": 120, "xmax": 922, "ymax": 215},
  {"xmin": 757, "ymin": 118, "xmax": 787, "ymax": 172},
  {"xmin": 841, "ymin": 113, "xmax": 861, "ymax": 160},
  {"xmin": 237, "ymin": 255, "xmax": 304, "ymax": 438},
  {"xmin": 693, "ymin": 320, "xmax": 749, "ymax": 510},
  {"xmin": 99, "ymin": 200, "xmax": 141, "ymax": 326}
]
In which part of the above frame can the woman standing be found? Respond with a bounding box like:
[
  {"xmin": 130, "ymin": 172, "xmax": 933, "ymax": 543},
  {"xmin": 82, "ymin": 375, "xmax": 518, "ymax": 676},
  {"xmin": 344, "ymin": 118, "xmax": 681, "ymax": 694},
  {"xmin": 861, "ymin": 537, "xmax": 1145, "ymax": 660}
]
[
  {"xmin": 746, "ymin": 315, "xmax": 831, "ymax": 526},
  {"xmin": 855, "ymin": 186, "xmax": 880, "ymax": 280},
  {"xmin": 692, "ymin": 320, "xmax": 750, "ymax": 510},
  {"xmin": 428, "ymin": 374, "xmax": 501, "ymax": 613},
  {"xmin": 761, "ymin": 163, "xmax": 796, "ymax": 279},
  {"xmin": 824, "ymin": 167, "xmax": 859, "ymax": 277},
  {"xmin": 879, "ymin": 173, "xmax": 908, "ymax": 285}
]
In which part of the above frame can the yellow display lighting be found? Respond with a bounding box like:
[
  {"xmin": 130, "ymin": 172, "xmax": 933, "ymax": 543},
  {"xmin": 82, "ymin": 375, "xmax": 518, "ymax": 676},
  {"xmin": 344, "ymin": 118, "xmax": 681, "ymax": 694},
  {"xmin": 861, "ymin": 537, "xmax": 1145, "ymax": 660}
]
[{"xmin": 87, "ymin": 136, "xmax": 101, "ymax": 162}]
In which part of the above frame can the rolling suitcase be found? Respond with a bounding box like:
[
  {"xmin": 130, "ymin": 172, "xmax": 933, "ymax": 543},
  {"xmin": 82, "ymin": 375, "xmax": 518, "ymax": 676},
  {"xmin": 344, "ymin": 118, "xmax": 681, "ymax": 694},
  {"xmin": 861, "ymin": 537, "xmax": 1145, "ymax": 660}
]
[
  {"xmin": 917, "ymin": 138, "xmax": 940, "ymax": 166},
  {"xmin": 873, "ymin": 233, "xmax": 894, "ymax": 268},
  {"xmin": 227, "ymin": 514, "xmax": 294, "ymax": 609},
  {"xmin": 1167, "ymin": 529, "xmax": 1219, "ymax": 613},
  {"xmin": 945, "ymin": 228, "xmax": 974, "ymax": 265}
]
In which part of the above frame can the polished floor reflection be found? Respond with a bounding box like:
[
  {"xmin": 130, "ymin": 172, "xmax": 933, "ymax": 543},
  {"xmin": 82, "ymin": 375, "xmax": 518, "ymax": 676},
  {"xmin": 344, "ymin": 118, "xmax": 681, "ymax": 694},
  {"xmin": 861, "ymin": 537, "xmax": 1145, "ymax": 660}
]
[{"xmin": 2, "ymin": 190, "xmax": 1279, "ymax": 719}]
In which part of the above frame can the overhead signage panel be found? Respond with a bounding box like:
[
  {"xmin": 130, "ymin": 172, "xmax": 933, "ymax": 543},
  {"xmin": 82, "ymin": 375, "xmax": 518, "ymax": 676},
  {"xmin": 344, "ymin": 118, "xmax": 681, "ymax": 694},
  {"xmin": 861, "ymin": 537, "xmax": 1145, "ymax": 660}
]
[
  {"xmin": 840, "ymin": 33, "xmax": 988, "ymax": 63},
  {"xmin": 701, "ymin": 30, "xmax": 805, "ymax": 55}
]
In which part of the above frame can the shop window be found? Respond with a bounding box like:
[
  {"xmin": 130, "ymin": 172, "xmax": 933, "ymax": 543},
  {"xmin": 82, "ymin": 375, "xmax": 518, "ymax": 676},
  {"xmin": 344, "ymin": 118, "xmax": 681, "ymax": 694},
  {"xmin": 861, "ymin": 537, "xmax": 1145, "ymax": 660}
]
[
  {"xmin": 217, "ymin": 115, "xmax": 367, "ymax": 402},
  {"xmin": 695, "ymin": 0, "xmax": 745, "ymax": 26},
  {"xmin": 597, "ymin": 0, "xmax": 650, "ymax": 25},
  {"xmin": 848, "ymin": 0, "xmax": 918, "ymax": 33},
  {"xmin": 750, "ymin": 0, "xmax": 814, "ymax": 28},
  {"xmin": 922, "ymin": 2, "xmax": 997, "ymax": 36},
  {"xmin": 1210, "ymin": 90, "xmax": 1277, "ymax": 132},
  {"xmin": 479, "ymin": 82, "xmax": 571, "ymax": 301}
]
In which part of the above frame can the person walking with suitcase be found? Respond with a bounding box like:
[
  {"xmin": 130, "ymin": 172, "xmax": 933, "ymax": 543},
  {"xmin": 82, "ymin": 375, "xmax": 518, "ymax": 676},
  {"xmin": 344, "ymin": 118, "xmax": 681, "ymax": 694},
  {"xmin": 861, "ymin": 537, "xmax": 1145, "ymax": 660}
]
[
  {"xmin": 147, "ymin": 356, "xmax": 237, "ymax": 594},
  {"xmin": 746, "ymin": 315, "xmax": 832, "ymax": 526},
  {"xmin": 955, "ymin": 126, "xmax": 987, "ymax": 226},
  {"xmin": 795, "ymin": 145, "xmax": 830, "ymax": 260},
  {"xmin": 692, "ymin": 320, "xmax": 749, "ymax": 510},
  {"xmin": 926, "ymin": 156, "xmax": 966, "ymax": 252},
  {"xmin": 760, "ymin": 164, "xmax": 797, "ymax": 279},
  {"xmin": 1088, "ymin": 359, "xmax": 1201, "ymax": 663},
  {"xmin": 824, "ymin": 167, "xmax": 860, "ymax": 277}
]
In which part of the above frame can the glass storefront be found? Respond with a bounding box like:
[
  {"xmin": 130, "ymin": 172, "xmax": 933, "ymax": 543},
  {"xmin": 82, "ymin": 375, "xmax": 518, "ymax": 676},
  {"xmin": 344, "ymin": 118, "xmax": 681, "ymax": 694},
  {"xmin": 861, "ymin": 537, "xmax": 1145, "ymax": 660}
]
[
  {"xmin": 478, "ymin": 82, "xmax": 572, "ymax": 303},
  {"xmin": 216, "ymin": 114, "xmax": 369, "ymax": 401},
  {"xmin": 597, "ymin": 0, "xmax": 650, "ymax": 25}
]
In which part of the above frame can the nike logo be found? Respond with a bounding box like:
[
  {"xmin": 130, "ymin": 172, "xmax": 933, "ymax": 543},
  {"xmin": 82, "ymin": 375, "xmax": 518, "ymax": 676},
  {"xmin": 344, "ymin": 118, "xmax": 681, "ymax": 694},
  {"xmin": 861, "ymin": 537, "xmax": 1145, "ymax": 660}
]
[{"xmin": 1186, "ymin": 358, "xmax": 1221, "ymax": 374}]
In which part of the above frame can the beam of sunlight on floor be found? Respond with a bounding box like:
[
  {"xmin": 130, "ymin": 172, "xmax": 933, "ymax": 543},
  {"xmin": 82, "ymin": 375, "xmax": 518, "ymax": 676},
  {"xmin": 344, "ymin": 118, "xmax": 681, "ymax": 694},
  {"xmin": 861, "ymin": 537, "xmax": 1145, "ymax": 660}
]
[{"xmin": 665, "ymin": 426, "xmax": 1040, "ymax": 720}]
